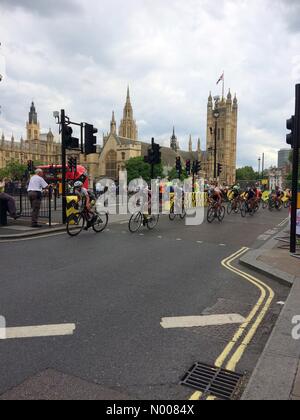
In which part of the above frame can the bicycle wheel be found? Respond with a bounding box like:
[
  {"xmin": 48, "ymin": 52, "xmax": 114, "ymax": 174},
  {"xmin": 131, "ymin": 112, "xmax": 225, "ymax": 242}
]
[
  {"xmin": 147, "ymin": 214, "xmax": 160, "ymax": 230},
  {"xmin": 234, "ymin": 200, "xmax": 241, "ymax": 214},
  {"xmin": 227, "ymin": 202, "xmax": 233, "ymax": 215},
  {"xmin": 241, "ymin": 202, "xmax": 247, "ymax": 218},
  {"xmin": 218, "ymin": 206, "xmax": 226, "ymax": 222},
  {"xmin": 207, "ymin": 207, "xmax": 216, "ymax": 223},
  {"xmin": 129, "ymin": 212, "xmax": 143, "ymax": 233},
  {"xmin": 66, "ymin": 213, "xmax": 85, "ymax": 237},
  {"xmin": 180, "ymin": 210, "xmax": 187, "ymax": 220},
  {"xmin": 169, "ymin": 212, "xmax": 176, "ymax": 221},
  {"xmin": 268, "ymin": 199, "xmax": 275, "ymax": 211},
  {"xmin": 92, "ymin": 212, "xmax": 108, "ymax": 233}
]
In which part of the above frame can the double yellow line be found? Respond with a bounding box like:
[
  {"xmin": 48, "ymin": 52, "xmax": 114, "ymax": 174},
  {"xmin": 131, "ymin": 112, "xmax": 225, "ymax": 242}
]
[{"xmin": 190, "ymin": 247, "xmax": 275, "ymax": 401}]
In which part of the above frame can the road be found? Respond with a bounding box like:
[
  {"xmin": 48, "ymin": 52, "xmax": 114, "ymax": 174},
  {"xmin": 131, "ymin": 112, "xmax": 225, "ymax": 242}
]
[{"xmin": 0, "ymin": 208, "xmax": 290, "ymax": 400}]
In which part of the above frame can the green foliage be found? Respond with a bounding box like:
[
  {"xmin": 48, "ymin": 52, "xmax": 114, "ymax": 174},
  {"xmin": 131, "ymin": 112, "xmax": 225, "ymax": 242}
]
[
  {"xmin": 0, "ymin": 160, "xmax": 27, "ymax": 181},
  {"xmin": 168, "ymin": 167, "xmax": 188, "ymax": 181},
  {"xmin": 125, "ymin": 157, "xmax": 164, "ymax": 183},
  {"xmin": 236, "ymin": 166, "xmax": 259, "ymax": 181}
]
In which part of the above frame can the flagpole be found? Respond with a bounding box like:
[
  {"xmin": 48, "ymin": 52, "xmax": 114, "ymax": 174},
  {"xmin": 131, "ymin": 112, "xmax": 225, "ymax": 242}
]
[{"xmin": 222, "ymin": 71, "xmax": 225, "ymax": 100}]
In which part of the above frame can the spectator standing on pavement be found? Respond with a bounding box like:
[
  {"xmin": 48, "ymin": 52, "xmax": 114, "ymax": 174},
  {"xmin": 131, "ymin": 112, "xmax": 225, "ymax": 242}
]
[
  {"xmin": 0, "ymin": 177, "xmax": 19, "ymax": 220},
  {"xmin": 27, "ymin": 169, "xmax": 49, "ymax": 228}
]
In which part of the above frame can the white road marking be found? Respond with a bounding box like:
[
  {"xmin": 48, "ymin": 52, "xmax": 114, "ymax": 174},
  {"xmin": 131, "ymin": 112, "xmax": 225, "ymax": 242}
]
[
  {"xmin": 197, "ymin": 241, "xmax": 203, "ymax": 244},
  {"xmin": 257, "ymin": 234, "xmax": 270, "ymax": 241},
  {"xmin": 0, "ymin": 232, "xmax": 67, "ymax": 244},
  {"xmin": 160, "ymin": 314, "xmax": 245, "ymax": 329},
  {"xmin": 0, "ymin": 323, "xmax": 76, "ymax": 340}
]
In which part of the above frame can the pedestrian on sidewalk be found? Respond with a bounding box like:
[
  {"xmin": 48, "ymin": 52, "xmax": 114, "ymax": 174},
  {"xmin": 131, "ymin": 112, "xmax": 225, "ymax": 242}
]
[
  {"xmin": 0, "ymin": 178, "xmax": 20, "ymax": 220},
  {"xmin": 27, "ymin": 169, "xmax": 49, "ymax": 228}
]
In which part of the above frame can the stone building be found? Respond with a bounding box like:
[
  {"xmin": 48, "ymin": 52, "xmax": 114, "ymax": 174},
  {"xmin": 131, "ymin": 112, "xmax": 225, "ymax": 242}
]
[
  {"xmin": 0, "ymin": 102, "xmax": 60, "ymax": 170},
  {"xmin": 206, "ymin": 91, "xmax": 238, "ymax": 185},
  {"xmin": 1, "ymin": 88, "xmax": 238, "ymax": 186}
]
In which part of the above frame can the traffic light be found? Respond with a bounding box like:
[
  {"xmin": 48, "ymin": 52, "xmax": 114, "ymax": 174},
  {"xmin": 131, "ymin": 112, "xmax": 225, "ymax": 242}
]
[
  {"xmin": 64, "ymin": 125, "xmax": 79, "ymax": 150},
  {"xmin": 27, "ymin": 160, "xmax": 34, "ymax": 173},
  {"xmin": 176, "ymin": 157, "xmax": 182, "ymax": 173},
  {"xmin": 85, "ymin": 124, "xmax": 98, "ymax": 155},
  {"xmin": 186, "ymin": 160, "xmax": 191, "ymax": 176},
  {"xmin": 217, "ymin": 163, "xmax": 223, "ymax": 177},
  {"xmin": 152, "ymin": 142, "xmax": 161, "ymax": 165},
  {"xmin": 286, "ymin": 116, "xmax": 295, "ymax": 148},
  {"xmin": 193, "ymin": 160, "xmax": 201, "ymax": 175},
  {"xmin": 50, "ymin": 164, "xmax": 57, "ymax": 176},
  {"xmin": 68, "ymin": 157, "xmax": 77, "ymax": 173},
  {"xmin": 145, "ymin": 140, "xmax": 161, "ymax": 165}
]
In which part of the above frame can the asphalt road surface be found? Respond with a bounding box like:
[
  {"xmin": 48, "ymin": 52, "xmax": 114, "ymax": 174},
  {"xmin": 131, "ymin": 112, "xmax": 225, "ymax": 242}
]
[{"xmin": 0, "ymin": 208, "xmax": 290, "ymax": 400}]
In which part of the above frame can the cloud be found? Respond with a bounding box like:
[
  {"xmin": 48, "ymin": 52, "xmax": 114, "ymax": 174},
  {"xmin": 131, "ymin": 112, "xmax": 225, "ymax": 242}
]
[
  {"xmin": 0, "ymin": 0, "xmax": 82, "ymax": 16},
  {"xmin": 0, "ymin": 0, "xmax": 299, "ymax": 167}
]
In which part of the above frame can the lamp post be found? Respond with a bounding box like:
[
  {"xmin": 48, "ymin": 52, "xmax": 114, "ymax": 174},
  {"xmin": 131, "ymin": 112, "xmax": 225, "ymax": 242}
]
[{"xmin": 213, "ymin": 109, "xmax": 220, "ymax": 180}]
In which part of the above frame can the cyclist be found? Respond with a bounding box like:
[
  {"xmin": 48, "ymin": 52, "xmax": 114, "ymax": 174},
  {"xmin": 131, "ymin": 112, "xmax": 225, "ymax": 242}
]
[
  {"xmin": 211, "ymin": 182, "xmax": 223, "ymax": 205},
  {"xmin": 246, "ymin": 186, "xmax": 257, "ymax": 211},
  {"xmin": 73, "ymin": 181, "xmax": 96, "ymax": 228},
  {"xmin": 274, "ymin": 186, "xmax": 284, "ymax": 208}
]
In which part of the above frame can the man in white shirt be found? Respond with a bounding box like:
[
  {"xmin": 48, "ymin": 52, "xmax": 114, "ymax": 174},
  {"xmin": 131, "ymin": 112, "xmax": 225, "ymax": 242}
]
[{"xmin": 27, "ymin": 169, "xmax": 49, "ymax": 228}]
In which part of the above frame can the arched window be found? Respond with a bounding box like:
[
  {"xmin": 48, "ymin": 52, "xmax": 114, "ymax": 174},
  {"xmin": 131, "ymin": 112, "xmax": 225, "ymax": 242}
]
[{"xmin": 106, "ymin": 150, "xmax": 117, "ymax": 180}]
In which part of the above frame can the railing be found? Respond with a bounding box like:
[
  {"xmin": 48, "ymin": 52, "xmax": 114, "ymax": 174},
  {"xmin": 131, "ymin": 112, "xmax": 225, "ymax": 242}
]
[{"xmin": 6, "ymin": 187, "xmax": 53, "ymax": 227}]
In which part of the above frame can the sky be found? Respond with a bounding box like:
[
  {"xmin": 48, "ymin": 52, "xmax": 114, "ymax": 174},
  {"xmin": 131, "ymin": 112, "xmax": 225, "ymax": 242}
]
[{"xmin": 0, "ymin": 0, "xmax": 300, "ymax": 169}]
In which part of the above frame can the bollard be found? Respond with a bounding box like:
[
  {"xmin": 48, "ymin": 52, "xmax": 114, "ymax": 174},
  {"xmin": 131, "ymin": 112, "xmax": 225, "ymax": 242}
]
[{"xmin": 0, "ymin": 199, "xmax": 8, "ymax": 226}]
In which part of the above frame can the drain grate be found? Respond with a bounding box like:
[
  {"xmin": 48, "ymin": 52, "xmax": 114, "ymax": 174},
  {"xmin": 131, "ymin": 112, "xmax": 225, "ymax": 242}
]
[{"xmin": 181, "ymin": 362, "xmax": 243, "ymax": 400}]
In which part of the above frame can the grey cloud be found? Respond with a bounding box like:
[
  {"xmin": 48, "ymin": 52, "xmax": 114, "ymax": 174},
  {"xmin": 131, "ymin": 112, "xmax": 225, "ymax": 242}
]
[{"xmin": 0, "ymin": 0, "xmax": 82, "ymax": 16}]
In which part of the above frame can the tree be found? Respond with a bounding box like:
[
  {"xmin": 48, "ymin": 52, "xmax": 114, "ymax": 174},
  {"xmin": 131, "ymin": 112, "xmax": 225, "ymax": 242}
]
[
  {"xmin": 0, "ymin": 160, "xmax": 27, "ymax": 181},
  {"xmin": 125, "ymin": 157, "xmax": 164, "ymax": 183},
  {"xmin": 236, "ymin": 166, "xmax": 259, "ymax": 181},
  {"xmin": 168, "ymin": 167, "xmax": 188, "ymax": 181}
]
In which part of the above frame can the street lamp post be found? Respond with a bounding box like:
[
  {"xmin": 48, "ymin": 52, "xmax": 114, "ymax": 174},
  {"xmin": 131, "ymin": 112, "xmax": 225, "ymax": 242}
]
[{"xmin": 213, "ymin": 109, "xmax": 220, "ymax": 180}]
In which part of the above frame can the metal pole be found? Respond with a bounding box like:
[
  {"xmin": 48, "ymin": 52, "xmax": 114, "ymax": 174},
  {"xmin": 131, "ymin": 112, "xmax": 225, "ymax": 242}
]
[
  {"xmin": 48, "ymin": 186, "xmax": 52, "ymax": 228},
  {"xmin": 291, "ymin": 84, "xmax": 300, "ymax": 254},
  {"xmin": 214, "ymin": 120, "xmax": 217, "ymax": 180},
  {"xmin": 61, "ymin": 110, "xmax": 67, "ymax": 224}
]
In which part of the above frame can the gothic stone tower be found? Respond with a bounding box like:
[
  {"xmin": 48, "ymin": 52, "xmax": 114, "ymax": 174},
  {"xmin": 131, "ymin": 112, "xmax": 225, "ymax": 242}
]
[
  {"xmin": 206, "ymin": 91, "xmax": 238, "ymax": 185},
  {"xmin": 119, "ymin": 87, "xmax": 138, "ymax": 141},
  {"xmin": 26, "ymin": 102, "xmax": 40, "ymax": 142}
]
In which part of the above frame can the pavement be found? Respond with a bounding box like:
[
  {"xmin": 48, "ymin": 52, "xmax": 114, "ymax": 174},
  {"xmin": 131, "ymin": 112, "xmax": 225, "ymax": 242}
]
[
  {"xmin": 0, "ymin": 207, "xmax": 291, "ymax": 400},
  {"xmin": 240, "ymin": 229, "xmax": 300, "ymax": 400}
]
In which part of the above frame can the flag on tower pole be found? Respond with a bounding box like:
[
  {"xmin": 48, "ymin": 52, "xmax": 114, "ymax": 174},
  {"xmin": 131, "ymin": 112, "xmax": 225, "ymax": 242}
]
[
  {"xmin": 216, "ymin": 73, "xmax": 224, "ymax": 85},
  {"xmin": 216, "ymin": 72, "xmax": 225, "ymax": 99}
]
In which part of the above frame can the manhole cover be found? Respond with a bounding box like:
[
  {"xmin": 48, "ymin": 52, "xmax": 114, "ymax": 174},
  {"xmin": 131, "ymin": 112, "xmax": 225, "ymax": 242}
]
[{"xmin": 181, "ymin": 362, "xmax": 243, "ymax": 400}]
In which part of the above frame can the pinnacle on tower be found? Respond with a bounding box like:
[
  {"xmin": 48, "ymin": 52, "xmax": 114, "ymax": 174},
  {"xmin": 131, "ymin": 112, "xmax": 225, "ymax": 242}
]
[{"xmin": 189, "ymin": 135, "xmax": 193, "ymax": 152}]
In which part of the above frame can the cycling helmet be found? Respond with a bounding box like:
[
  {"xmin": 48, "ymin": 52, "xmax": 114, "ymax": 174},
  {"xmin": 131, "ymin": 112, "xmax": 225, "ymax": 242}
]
[{"xmin": 74, "ymin": 181, "xmax": 83, "ymax": 189}]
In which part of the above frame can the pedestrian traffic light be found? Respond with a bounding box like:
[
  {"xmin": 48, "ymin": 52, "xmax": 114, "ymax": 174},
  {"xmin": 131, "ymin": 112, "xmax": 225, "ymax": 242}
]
[
  {"xmin": 186, "ymin": 160, "xmax": 191, "ymax": 176},
  {"xmin": 217, "ymin": 163, "xmax": 223, "ymax": 177},
  {"xmin": 286, "ymin": 116, "xmax": 295, "ymax": 148},
  {"xmin": 85, "ymin": 124, "xmax": 98, "ymax": 155},
  {"xmin": 68, "ymin": 157, "xmax": 77, "ymax": 173},
  {"xmin": 64, "ymin": 125, "xmax": 79, "ymax": 150}
]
